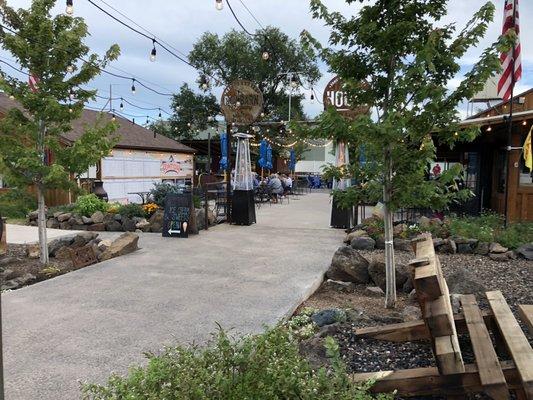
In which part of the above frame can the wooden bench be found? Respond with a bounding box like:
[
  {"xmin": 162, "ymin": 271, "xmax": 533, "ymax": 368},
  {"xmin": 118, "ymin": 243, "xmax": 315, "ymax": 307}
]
[{"xmin": 352, "ymin": 233, "xmax": 533, "ymax": 399}]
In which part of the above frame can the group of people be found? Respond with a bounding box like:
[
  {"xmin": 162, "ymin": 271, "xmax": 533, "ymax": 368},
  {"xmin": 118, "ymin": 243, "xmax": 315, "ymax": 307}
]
[{"xmin": 253, "ymin": 173, "xmax": 293, "ymax": 203}]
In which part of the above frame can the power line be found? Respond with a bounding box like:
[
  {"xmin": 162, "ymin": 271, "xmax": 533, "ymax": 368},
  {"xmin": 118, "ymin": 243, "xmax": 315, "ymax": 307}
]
[{"xmin": 85, "ymin": 0, "xmax": 223, "ymax": 86}]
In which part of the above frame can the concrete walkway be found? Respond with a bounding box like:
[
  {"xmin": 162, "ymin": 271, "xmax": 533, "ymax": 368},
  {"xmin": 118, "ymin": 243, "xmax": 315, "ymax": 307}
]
[
  {"xmin": 6, "ymin": 224, "xmax": 86, "ymax": 244},
  {"xmin": 2, "ymin": 193, "xmax": 343, "ymax": 399}
]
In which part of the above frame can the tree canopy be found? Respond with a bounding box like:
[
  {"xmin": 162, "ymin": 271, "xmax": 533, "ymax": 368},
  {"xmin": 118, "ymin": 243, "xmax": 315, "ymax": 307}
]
[{"xmin": 189, "ymin": 27, "xmax": 321, "ymax": 121}]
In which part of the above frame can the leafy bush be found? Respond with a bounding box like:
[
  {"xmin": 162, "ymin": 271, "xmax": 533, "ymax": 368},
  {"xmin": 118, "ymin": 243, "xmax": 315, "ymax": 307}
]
[
  {"xmin": 142, "ymin": 202, "xmax": 159, "ymax": 216},
  {"xmin": 448, "ymin": 215, "xmax": 496, "ymax": 243},
  {"xmin": 118, "ymin": 203, "xmax": 146, "ymax": 219},
  {"xmin": 150, "ymin": 182, "xmax": 179, "ymax": 206},
  {"xmin": 47, "ymin": 203, "xmax": 76, "ymax": 216},
  {"xmin": 82, "ymin": 325, "xmax": 390, "ymax": 400},
  {"xmin": 74, "ymin": 194, "xmax": 108, "ymax": 217},
  {"xmin": 496, "ymin": 222, "xmax": 533, "ymax": 249},
  {"xmin": 0, "ymin": 188, "xmax": 37, "ymax": 219}
]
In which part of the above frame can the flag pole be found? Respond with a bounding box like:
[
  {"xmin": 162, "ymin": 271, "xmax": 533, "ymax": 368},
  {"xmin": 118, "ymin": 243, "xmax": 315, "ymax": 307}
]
[{"xmin": 503, "ymin": 0, "xmax": 517, "ymax": 227}]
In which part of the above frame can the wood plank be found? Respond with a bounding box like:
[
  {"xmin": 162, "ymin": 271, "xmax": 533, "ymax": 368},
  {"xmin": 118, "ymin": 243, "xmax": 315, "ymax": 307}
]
[
  {"xmin": 487, "ymin": 291, "xmax": 533, "ymax": 399},
  {"xmin": 461, "ymin": 294, "xmax": 509, "ymax": 400},
  {"xmin": 351, "ymin": 361, "xmax": 521, "ymax": 398},
  {"xmin": 424, "ymin": 295, "xmax": 454, "ymax": 337},
  {"xmin": 413, "ymin": 235, "xmax": 443, "ymax": 301},
  {"xmin": 354, "ymin": 311, "xmax": 494, "ymax": 343},
  {"xmin": 518, "ymin": 305, "xmax": 533, "ymax": 336}
]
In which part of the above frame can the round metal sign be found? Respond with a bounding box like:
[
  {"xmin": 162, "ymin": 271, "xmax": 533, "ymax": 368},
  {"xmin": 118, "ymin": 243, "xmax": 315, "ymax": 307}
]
[
  {"xmin": 221, "ymin": 79, "xmax": 264, "ymax": 124},
  {"xmin": 323, "ymin": 76, "xmax": 369, "ymax": 118}
]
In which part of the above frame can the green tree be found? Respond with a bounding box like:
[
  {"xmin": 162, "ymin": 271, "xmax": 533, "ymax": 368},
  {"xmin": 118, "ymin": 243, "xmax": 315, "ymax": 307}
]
[
  {"xmin": 189, "ymin": 27, "xmax": 320, "ymax": 122},
  {"xmin": 303, "ymin": 0, "xmax": 513, "ymax": 308},
  {"xmin": 0, "ymin": 0, "xmax": 120, "ymax": 264}
]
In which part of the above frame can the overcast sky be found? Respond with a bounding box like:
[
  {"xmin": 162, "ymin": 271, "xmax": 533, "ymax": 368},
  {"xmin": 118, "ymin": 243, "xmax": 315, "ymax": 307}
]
[{"xmin": 1, "ymin": 0, "xmax": 532, "ymax": 123}]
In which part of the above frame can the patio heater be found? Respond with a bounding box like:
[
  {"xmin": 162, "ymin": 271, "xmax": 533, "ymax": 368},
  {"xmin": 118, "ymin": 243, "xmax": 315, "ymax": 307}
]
[
  {"xmin": 231, "ymin": 132, "xmax": 256, "ymax": 225},
  {"xmin": 330, "ymin": 141, "xmax": 353, "ymax": 229}
]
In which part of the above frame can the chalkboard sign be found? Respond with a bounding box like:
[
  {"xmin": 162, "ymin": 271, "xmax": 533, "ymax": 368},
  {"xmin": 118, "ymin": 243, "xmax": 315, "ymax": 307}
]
[{"xmin": 162, "ymin": 193, "xmax": 192, "ymax": 238}]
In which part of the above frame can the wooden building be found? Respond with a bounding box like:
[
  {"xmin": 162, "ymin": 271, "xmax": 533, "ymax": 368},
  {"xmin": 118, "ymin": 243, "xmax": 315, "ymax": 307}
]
[
  {"xmin": 435, "ymin": 89, "xmax": 533, "ymax": 222},
  {"xmin": 0, "ymin": 93, "xmax": 196, "ymax": 206}
]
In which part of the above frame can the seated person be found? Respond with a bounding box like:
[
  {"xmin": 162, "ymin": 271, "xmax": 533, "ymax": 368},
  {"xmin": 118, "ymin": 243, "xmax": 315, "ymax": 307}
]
[{"xmin": 267, "ymin": 174, "xmax": 284, "ymax": 202}]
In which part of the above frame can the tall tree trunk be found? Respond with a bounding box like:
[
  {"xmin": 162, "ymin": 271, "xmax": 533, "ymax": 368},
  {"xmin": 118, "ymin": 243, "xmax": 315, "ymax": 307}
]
[
  {"xmin": 37, "ymin": 184, "xmax": 49, "ymax": 265},
  {"xmin": 383, "ymin": 144, "xmax": 396, "ymax": 308}
]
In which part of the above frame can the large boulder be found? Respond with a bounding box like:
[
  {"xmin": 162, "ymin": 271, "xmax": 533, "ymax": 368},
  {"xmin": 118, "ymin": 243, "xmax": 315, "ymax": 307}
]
[
  {"xmin": 82, "ymin": 216, "xmax": 93, "ymax": 225},
  {"xmin": 453, "ymin": 237, "xmax": 478, "ymax": 254},
  {"xmin": 91, "ymin": 211, "xmax": 105, "ymax": 224},
  {"xmin": 326, "ymin": 246, "xmax": 370, "ymax": 284},
  {"xmin": 56, "ymin": 212, "xmax": 72, "ymax": 222},
  {"xmin": 71, "ymin": 232, "xmax": 98, "ymax": 248},
  {"xmin": 105, "ymin": 220, "xmax": 123, "ymax": 232},
  {"xmin": 438, "ymin": 239, "xmax": 457, "ymax": 254},
  {"xmin": 98, "ymin": 232, "xmax": 139, "ymax": 261},
  {"xmin": 149, "ymin": 210, "xmax": 164, "ymax": 226},
  {"xmin": 447, "ymin": 269, "xmax": 486, "ymax": 296},
  {"xmin": 121, "ymin": 217, "xmax": 137, "ymax": 232},
  {"xmin": 350, "ymin": 236, "xmax": 375, "ymax": 251},
  {"xmin": 368, "ymin": 254, "xmax": 411, "ymax": 292},
  {"xmin": 516, "ymin": 243, "xmax": 533, "ymax": 260},
  {"xmin": 474, "ymin": 241, "xmax": 490, "ymax": 255},
  {"xmin": 46, "ymin": 218, "xmax": 59, "ymax": 229},
  {"xmin": 394, "ymin": 238, "xmax": 413, "ymax": 252},
  {"xmin": 48, "ymin": 235, "xmax": 76, "ymax": 257}
]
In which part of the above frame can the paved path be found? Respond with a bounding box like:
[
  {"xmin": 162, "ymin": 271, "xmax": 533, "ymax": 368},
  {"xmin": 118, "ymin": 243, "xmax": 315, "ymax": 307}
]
[
  {"xmin": 3, "ymin": 193, "xmax": 343, "ymax": 399},
  {"xmin": 6, "ymin": 224, "xmax": 86, "ymax": 244}
]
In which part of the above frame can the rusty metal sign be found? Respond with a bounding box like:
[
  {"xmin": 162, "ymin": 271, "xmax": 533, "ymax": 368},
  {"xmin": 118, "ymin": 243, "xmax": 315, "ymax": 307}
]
[
  {"xmin": 221, "ymin": 79, "xmax": 264, "ymax": 124},
  {"xmin": 323, "ymin": 76, "xmax": 370, "ymax": 119}
]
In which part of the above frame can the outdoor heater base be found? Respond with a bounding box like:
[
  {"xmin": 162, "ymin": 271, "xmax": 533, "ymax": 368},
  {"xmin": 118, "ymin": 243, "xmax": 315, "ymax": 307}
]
[
  {"xmin": 330, "ymin": 196, "xmax": 352, "ymax": 229},
  {"xmin": 232, "ymin": 190, "xmax": 256, "ymax": 226}
]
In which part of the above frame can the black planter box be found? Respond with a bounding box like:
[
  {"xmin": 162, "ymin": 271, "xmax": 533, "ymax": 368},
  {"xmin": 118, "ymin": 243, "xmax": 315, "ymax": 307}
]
[
  {"xmin": 330, "ymin": 196, "xmax": 352, "ymax": 229},
  {"xmin": 232, "ymin": 190, "xmax": 256, "ymax": 226}
]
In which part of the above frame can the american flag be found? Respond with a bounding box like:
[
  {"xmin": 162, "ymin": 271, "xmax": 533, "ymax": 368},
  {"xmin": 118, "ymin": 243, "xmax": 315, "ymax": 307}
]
[
  {"xmin": 497, "ymin": 0, "xmax": 521, "ymax": 101},
  {"xmin": 28, "ymin": 73, "xmax": 39, "ymax": 93}
]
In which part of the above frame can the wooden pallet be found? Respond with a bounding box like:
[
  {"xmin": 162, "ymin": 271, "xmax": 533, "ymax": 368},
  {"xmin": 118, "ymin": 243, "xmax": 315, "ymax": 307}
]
[{"xmin": 352, "ymin": 233, "xmax": 533, "ymax": 399}]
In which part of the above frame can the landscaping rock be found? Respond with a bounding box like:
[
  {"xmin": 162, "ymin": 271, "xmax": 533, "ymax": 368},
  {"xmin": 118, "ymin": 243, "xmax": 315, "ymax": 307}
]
[
  {"xmin": 375, "ymin": 236, "xmax": 385, "ymax": 249},
  {"xmin": 98, "ymin": 232, "xmax": 139, "ymax": 261},
  {"xmin": 323, "ymin": 279, "xmax": 355, "ymax": 293},
  {"xmin": 326, "ymin": 246, "xmax": 370, "ymax": 284},
  {"xmin": 505, "ymin": 250, "xmax": 517, "ymax": 260},
  {"xmin": 136, "ymin": 219, "xmax": 151, "ymax": 232},
  {"xmin": 1, "ymin": 273, "xmax": 36, "ymax": 290},
  {"xmin": 516, "ymin": 243, "xmax": 533, "ymax": 260},
  {"xmin": 350, "ymin": 236, "xmax": 375, "ymax": 251},
  {"xmin": 345, "ymin": 229, "xmax": 369, "ymax": 243},
  {"xmin": 59, "ymin": 221, "xmax": 70, "ymax": 230},
  {"xmin": 48, "ymin": 235, "xmax": 75, "ymax": 257},
  {"xmin": 121, "ymin": 217, "xmax": 137, "ymax": 232},
  {"xmin": 82, "ymin": 216, "xmax": 93, "ymax": 224},
  {"xmin": 150, "ymin": 223, "xmax": 162, "ymax": 233},
  {"xmin": 364, "ymin": 286, "xmax": 384, "ymax": 297},
  {"xmin": 114, "ymin": 214, "xmax": 122, "ymax": 221},
  {"xmin": 368, "ymin": 254, "xmax": 410, "ymax": 291},
  {"xmin": 46, "ymin": 218, "xmax": 58, "ymax": 229},
  {"xmin": 454, "ymin": 237, "xmax": 478, "ymax": 254},
  {"xmin": 88, "ymin": 223, "xmax": 106, "ymax": 232},
  {"xmin": 72, "ymin": 232, "xmax": 98, "ymax": 248},
  {"xmin": 474, "ymin": 241, "xmax": 490, "ymax": 255},
  {"xmin": 311, "ymin": 309, "xmax": 343, "ymax": 327},
  {"xmin": 0, "ymin": 257, "xmax": 17, "ymax": 268},
  {"xmin": 418, "ymin": 216, "xmax": 431, "ymax": 229},
  {"xmin": 447, "ymin": 269, "xmax": 486, "ymax": 296},
  {"xmin": 26, "ymin": 243, "xmax": 40, "ymax": 259},
  {"xmin": 57, "ymin": 212, "xmax": 72, "ymax": 222},
  {"xmin": 97, "ymin": 239, "xmax": 112, "ymax": 252},
  {"xmin": 91, "ymin": 211, "xmax": 105, "ymax": 224},
  {"xmin": 402, "ymin": 305, "xmax": 422, "ymax": 321},
  {"xmin": 315, "ymin": 322, "xmax": 340, "ymax": 338},
  {"xmin": 393, "ymin": 223, "xmax": 407, "ymax": 237},
  {"xmin": 28, "ymin": 211, "xmax": 38, "ymax": 220},
  {"xmin": 299, "ymin": 337, "xmax": 329, "ymax": 369},
  {"xmin": 489, "ymin": 252, "xmax": 510, "ymax": 262},
  {"xmin": 489, "ymin": 242, "xmax": 508, "ymax": 254},
  {"xmin": 105, "ymin": 220, "xmax": 123, "ymax": 232},
  {"xmin": 394, "ymin": 238, "xmax": 413, "ymax": 252},
  {"xmin": 149, "ymin": 209, "xmax": 164, "ymax": 226},
  {"xmin": 432, "ymin": 237, "xmax": 444, "ymax": 248},
  {"xmin": 438, "ymin": 239, "xmax": 457, "ymax": 254}
]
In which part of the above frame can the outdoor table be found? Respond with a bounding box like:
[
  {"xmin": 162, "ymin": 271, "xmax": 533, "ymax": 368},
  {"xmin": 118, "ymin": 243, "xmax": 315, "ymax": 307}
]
[{"xmin": 128, "ymin": 191, "xmax": 151, "ymax": 204}]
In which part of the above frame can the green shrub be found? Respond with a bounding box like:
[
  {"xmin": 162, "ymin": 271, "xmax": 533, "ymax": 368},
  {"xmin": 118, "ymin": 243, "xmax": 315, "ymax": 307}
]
[
  {"xmin": 150, "ymin": 182, "xmax": 179, "ymax": 206},
  {"xmin": 74, "ymin": 194, "xmax": 108, "ymax": 217},
  {"xmin": 118, "ymin": 203, "xmax": 145, "ymax": 219},
  {"xmin": 0, "ymin": 188, "xmax": 37, "ymax": 219},
  {"xmin": 82, "ymin": 325, "xmax": 390, "ymax": 400},
  {"xmin": 496, "ymin": 222, "xmax": 533, "ymax": 249},
  {"xmin": 47, "ymin": 203, "xmax": 76, "ymax": 216},
  {"xmin": 448, "ymin": 216, "xmax": 495, "ymax": 243}
]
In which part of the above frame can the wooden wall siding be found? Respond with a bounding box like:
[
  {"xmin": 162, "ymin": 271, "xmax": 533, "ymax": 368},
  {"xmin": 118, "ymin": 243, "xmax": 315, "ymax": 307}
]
[{"xmin": 479, "ymin": 89, "xmax": 533, "ymax": 118}]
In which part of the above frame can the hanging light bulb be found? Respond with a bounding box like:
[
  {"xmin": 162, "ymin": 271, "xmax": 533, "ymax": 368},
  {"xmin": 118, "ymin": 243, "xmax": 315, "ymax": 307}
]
[
  {"xmin": 290, "ymin": 74, "xmax": 298, "ymax": 88},
  {"xmin": 215, "ymin": 0, "xmax": 223, "ymax": 10},
  {"xmin": 132, "ymin": 118, "xmax": 135, "ymax": 124},
  {"xmin": 69, "ymin": 88, "xmax": 75, "ymax": 100},
  {"xmin": 522, "ymin": 120, "xmax": 527, "ymax": 126},
  {"xmin": 175, "ymin": 105, "xmax": 181, "ymax": 112},
  {"xmin": 146, "ymin": 116, "xmax": 149, "ymax": 125},
  {"xmin": 200, "ymin": 75, "xmax": 209, "ymax": 90},
  {"xmin": 112, "ymin": 113, "xmax": 116, "ymax": 122},
  {"xmin": 150, "ymin": 39, "xmax": 157, "ymax": 62},
  {"xmin": 66, "ymin": 64, "xmax": 74, "ymax": 73},
  {"xmin": 207, "ymin": 116, "xmax": 214, "ymax": 122},
  {"xmin": 131, "ymin": 79, "xmax": 136, "ymax": 94},
  {"xmin": 260, "ymin": 112, "xmax": 265, "ymax": 118},
  {"xmin": 66, "ymin": 0, "xmax": 73, "ymax": 15},
  {"xmin": 236, "ymin": 101, "xmax": 241, "ymax": 107},
  {"xmin": 158, "ymin": 109, "xmax": 162, "ymax": 118},
  {"xmin": 68, "ymin": 104, "xmax": 73, "ymax": 113},
  {"xmin": 486, "ymin": 125, "xmax": 492, "ymax": 132},
  {"xmin": 310, "ymin": 91, "xmax": 315, "ymax": 103},
  {"xmin": 119, "ymin": 98, "xmax": 124, "ymax": 110},
  {"xmin": 187, "ymin": 122, "xmax": 191, "ymax": 127},
  {"xmin": 262, "ymin": 51, "xmax": 270, "ymax": 61}
]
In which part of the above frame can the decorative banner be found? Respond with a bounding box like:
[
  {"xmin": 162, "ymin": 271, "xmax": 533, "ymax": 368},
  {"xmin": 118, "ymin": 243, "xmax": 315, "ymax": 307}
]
[
  {"xmin": 323, "ymin": 76, "xmax": 370, "ymax": 119},
  {"xmin": 160, "ymin": 155, "xmax": 182, "ymax": 175},
  {"xmin": 221, "ymin": 79, "xmax": 264, "ymax": 124}
]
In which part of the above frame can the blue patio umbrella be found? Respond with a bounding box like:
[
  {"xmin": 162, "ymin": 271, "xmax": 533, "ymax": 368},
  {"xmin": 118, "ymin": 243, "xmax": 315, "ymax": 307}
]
[
  {"xmin": 258, "ymin": 139, "xmax": 267, "ymax": 169},
  {"xmin": 359, "ymin": 144, "xmax": 366, "ymax": 166},
  {"xmin": 266, "ymin": 144, "xmax": 273, "ymax": 170},
  {"xmin": 289, "ymin": 148, "xmax": 296, "ymax": 172},
  {"xmin": 219, "ymin": 132, "xmax": 228, "ymax": 171}
]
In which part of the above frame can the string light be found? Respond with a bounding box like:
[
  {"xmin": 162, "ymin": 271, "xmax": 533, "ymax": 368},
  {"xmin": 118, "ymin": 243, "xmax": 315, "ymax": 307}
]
[
  {"xmin": 522, "ymin": 120, "xmax": 527, "ymax": 126},
  {"xmin": 158, "ymin": 108, "xmax": 162, "ymax": 118},
  {"xmin": 290, "ymin": 74, "xmax": 298, "ymax": 88},
  {"xmin": 486, "ymin": 125, "xmax": 492, "ymax": 132},
  {"xmin": 66, "ymin": 64, "xmax": 74, "ymax": 73},
  {"xmin": 215, "ymin": 0, "xmax": 224, "ymax": 10},
  {"xmin": 68, "ymin": 103, "xmax": 73, "ymax": 113},
  {"xmin": 150, "ymin": 39, "xmax": 157, "ymax": 62},
  {"xmin": 310, "ymin": 91, "xmax": 315, "ymax": 103},
  {"xmin": 200, "ymin": 75, "xmax": 209, "ymax": 90},
  {"xmin": 262, "ymin": 51, "xmax": 269, "ymax": 61},
  {"xmin": 131, "ymin": 78, "xmax": 136, "ymax": 94},
  {"xmin": 69, "ymin": 88, "xmax": 75, "ymax": 100},
  {"xmin": 146, "ymin": 116, "xmax": 149, "ymax": 125},
  {"xmin": 66, "ymin": 0, "xmax": 73, "ymax": 15},
  {"xmin": 111, "ymin": 113, "xmax": 116, "ymax": 121},
  {"xmin": 119, "ymin": 98, "xmax": 124, "ymax": 110},
  {"xmin": 132, "ymin": 118, "xmax": 135, "ymax": 124}
]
